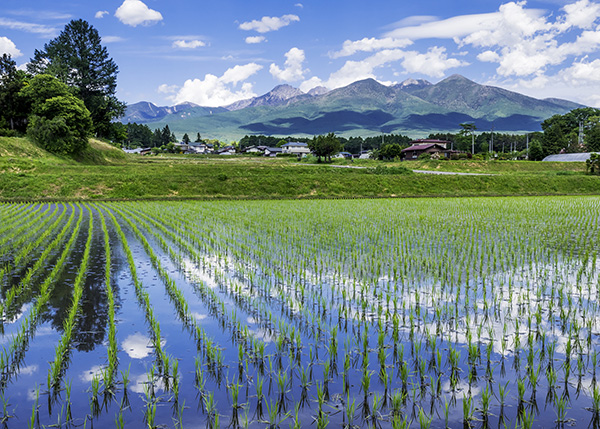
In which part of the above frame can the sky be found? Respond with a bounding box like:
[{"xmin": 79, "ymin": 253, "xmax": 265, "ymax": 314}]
[{"xmin": 3, "ymin": 0, "xmax": 600, "ymax": 108}]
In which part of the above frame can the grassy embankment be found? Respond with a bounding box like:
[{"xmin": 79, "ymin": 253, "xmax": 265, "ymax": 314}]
[{"xmin": 0, "ymin": 136, "xmax": 597, "ymax": 200}]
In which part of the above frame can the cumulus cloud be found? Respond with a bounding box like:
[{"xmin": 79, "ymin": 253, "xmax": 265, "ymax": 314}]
[
  {"xmin": 95, "ymin": 10, "xmax": 109, "ymax": 19},
  {"xmin": 331, "ymin": 37, "xmax": 413, "ymax": 58},
  {"xmin": 561, "ymin": 0, "xmax": 600, "ymax": 30},
  {"xmin": 173, "ymin": 39, "xmax": 206, "ymax": 49},
  {"xmin": 115, "ymin": 0, "xmax": 163, "ymax": 27},
  {"xmin": 303, "ymin": 46, "xmax": 465, "ymax": 90},
  {"xmin": 401, "ymin": 46, "xmax": 468, "ymax": 77},
  {"xmin": 245, "ymin": 36, "xmax": 266, "ymax": 44},
  {"xmin": 270, "ymin": 47, "xmax": 307, "ymax": 81},
  {"xmin": 239, "ymin": 14, "xmax": 299, "ymax": 33},
  {"xmin": 158, "ymin": 83, "xmax": 178, "ymax": 94},
  {"xmin": 171, "ymin": 63, "xmax": 263, "ymax": 106},
  {"xmin": 0, "ymin": 37, "xmax": 22, "ymax": 57},
  {"xmin": 383, "ymin": 1, "xmax": 600, "ymax": 80},
  {"xmin": 299, "ymin": 76, "xmax": 324, "ymax": 92}
]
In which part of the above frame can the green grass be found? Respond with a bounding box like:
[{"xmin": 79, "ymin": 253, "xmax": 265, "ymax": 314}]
[{"xmin": 0, "ymin": 136, "xmax": 597, "ymax": 200}]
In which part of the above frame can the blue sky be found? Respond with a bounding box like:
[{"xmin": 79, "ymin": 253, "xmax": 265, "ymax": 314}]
[{"xmin": 3, "ymin": 0, "xmax": 600, "ymax": 107}]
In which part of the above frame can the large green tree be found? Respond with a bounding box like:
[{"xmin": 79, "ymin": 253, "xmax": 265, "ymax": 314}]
[
  {"xmin": 20, "ymin": 74, "xmax": 92, "ymax": 154},
  {"xmin": 308, "ymin": 132, "xmax": 341, "ymax": 162},
  {"xmin": 27, "ymin": 19, "xmax": 125, "ymax": 137},
  {"xmin": 0, "ymin": 54, "xmax": 29, "ymax": 132}
]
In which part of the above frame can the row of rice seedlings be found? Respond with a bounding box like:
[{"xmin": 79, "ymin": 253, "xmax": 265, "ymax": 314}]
[
  {"xmin": 0, "ymin": 204, "xmax": 83, "ymax": 391},
  {"xmin": 104, "ymin": 204, "xmax": 224, "ymax": 377},
  {"xmin": 101, "ymin": 206, "xmax": 167, "ymax": 371},
  {"xmin": 47, "ymin": 204, "xmax": 94, "ymax": 392},
  {"xmin": 9, "ymin": 203, "xmax": 63, "ymax": 268},
  {"xmin": 0, "ymin": 203, "xmax": 40, "ymax": 246},
  {"xmin": 0, "ymin": 203, "xmax": 53, "ymax": 282},
  {"xmin": 0, "ymin": 203, "xmax": 71, "ymax": 321},
  {"xmin": 163, "ymin": 197, "xmax": 600, "ymax": 424},
  {"xmin": 122, "ymin": 204, "xmax": 281, "ymax": 354},
  {"xmin": 96, "ymin": 207, "xmax": 118, "ymax": 394},
  {"xmin": 0, "ymin": 203, "xmax": 51, "ymax": 257},
  {"xmin": 133, "ymin": 203, "xmax": 312, "ymax": 343}
]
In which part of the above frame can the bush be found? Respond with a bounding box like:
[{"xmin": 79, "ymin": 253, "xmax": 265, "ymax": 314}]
[
  {"xmin": 418, "ymin": 152, "xmax": 431, "ymax": 160},
  {"xmin": 27, "ymin": 115, "xmax": 87, "ymax": 155}
]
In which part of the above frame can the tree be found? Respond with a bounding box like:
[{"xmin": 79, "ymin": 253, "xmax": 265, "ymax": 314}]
[
  {"xmin": 587, "ymin": 153, "xmax": 600, "ymax": 174},
  {"xmin": 459, "ymin": 123, "xmax": 477, "ymax": 154},
  {"xmin": 182, "ymin": 133, "xmax": 190, "ymax": 144},
  {"xmin": 27, "ymin": 95, "xmax": 92, "ymax": 154},
  {"xmin": 308, "ymin": 133, "xmax": 341, "ymax": 162},
  {"xmin": 528, "ymin": 138, "xmax": 545, "ymax": 161},
  {"xmin": 379, "ymin": 143, "xmax": 403, "ymax": 160},
  {"xmin": 195, "ymin": 132, "xmax": 202, "ymax": 142},
  {"xmin": 0, "ymin": 54, "xmax": 29, "ymax": 132},
  {"xmin": 27, "ymin": 19, "xmax": 125, "ymax": 137},
  {"xmin": 19, "ymin": 74, "xmax": 92, "ymax": 154}
]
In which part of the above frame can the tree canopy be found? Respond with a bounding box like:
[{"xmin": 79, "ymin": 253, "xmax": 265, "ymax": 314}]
[
  {"xmin": 308, "ymin": 133, "xmax": 342, "ymax": 162},
  {"xmin": 28, "ymin": 19, "xmax": 125, "ymax": 137},
  {"xmin": 20, "ymin": 74, "xmax": 92, "ymax": 154}
]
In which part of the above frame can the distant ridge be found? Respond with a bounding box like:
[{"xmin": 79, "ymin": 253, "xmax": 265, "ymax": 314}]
[{"xmin": 122, "ymin": 75, "xmax": 584, "ymax": 139}]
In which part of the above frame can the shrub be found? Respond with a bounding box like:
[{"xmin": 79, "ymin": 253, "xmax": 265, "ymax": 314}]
[
  {"xmin": 27, "ymin": 115, "xmax": 87, "ymax": 155},
  {"xmin": 418, "ymin": 153, "xmax": 431, "ymax": 160}
]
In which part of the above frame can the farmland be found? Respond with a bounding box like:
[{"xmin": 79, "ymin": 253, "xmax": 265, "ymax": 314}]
[{"xmin": 1, "ymin": 196, "xmax": 599, "ymax": 428}]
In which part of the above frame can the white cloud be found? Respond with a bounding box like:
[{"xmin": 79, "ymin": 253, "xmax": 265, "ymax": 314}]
[
  {"xmin": 270, "ymin": 47, "xmax": 307, "ymax": 81},
  {"xmin": 0, "ymin": 37, "xmax": 22, "ymax": 57},
  {"xmin": 0, "ymin": 18, "xmax": 57, "ymax": 37},
  {"xmin": 401, "ymin": 46, "xmax": 468, "ymax": 77},
  {"xmin": 385, "ymin": 12, "xmax": 502, "ymax": 41},
  {"xmin": 245, "ymin": 36, "xmax": 266, "ymax": 44},
  {"xmin": 95, "ymin": 10, "xmax": 109, "ymax": 19},
  {"xmin": 562, "ymin": 57, "xmax": 600, "ymax": 82},
  {"xmin": 331, "ymin": 37, "xmax": 413, "ymax": 58},
  {"xmin": 172, "ymin": 63, "xmax": 263, "ymax": 106},
  {"xmin": 306, "ymin": 46, "xmax": 465, "ymax": 90},
  {"xmin": 173, "ymin": 39, "xmax": 206, "ymax": 49},
  {"xmin": 561, "ymin": 0, "xmax": 600, "ymax": 30},
  {"xmin": 299, "ymin": 76, "xmax": 324, "ymax": 92},
  {"xmin": 102, "ymin": 36, "xmax": 125, "ymax": 43},
  {"xmin": 158, "ymin": 83, "xmax": 178, "ymax": 94},
  {"xmin": 295, "ymin": 3, "xmax": 304, "ymax": 8},
  {"xmin": 383, "ymin": 1, "xmax": 600, "ymax": 80},
  {"xmin": 477, "ymin": 50, "xmax": 500, "ymax": 62},
  {"xmin": 239, "ymin": 14, "xmax": 299, "ymax": 33},
  {"xmin": 115, "ymin": 0, "xmax": 163, "ymax": 27}
]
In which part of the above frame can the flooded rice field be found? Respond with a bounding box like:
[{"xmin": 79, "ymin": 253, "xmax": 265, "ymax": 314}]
[{"xmin": 0, "ymin": 197, "xmax": 599, "ymax": 428}]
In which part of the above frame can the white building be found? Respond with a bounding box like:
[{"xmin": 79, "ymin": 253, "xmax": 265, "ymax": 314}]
[{"xmin": 281, "ymin": 142, "xmax": 310, "ymax": 155}]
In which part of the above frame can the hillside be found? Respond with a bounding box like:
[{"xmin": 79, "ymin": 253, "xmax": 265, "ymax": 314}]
[
  {"xmin": 0, "ymin": 136, "xmax": 126, "ymax": 168},
  {"xmin": 122, "ymin": 75, "xmax": 583, "ymax": 140}
]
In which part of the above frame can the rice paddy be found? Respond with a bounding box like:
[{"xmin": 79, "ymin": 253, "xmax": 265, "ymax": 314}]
[{"xmin": 0, "ymin": 196, "xmax": 599, "ymax": 428}]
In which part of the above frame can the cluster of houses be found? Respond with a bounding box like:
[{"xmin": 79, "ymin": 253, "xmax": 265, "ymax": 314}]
[{"xmin": 123, "ymin": 138, "xmax": 460, "ymax": 159}]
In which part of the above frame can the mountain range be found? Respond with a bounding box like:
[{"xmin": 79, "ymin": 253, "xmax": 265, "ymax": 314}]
[{"xmin": 122, "ymin": 75, "xmax": 583, "ymax": 140}]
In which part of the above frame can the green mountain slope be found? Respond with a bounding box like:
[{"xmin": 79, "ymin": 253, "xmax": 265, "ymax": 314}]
[{"xmin": 127, "ymin": 76, "xmax": 583, "ymax": 140}]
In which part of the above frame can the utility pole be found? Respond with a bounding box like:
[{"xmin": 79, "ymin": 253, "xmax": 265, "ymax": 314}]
[{"xmin": 526, "ymin": 134, "xmax": 529, "ymax": 160}]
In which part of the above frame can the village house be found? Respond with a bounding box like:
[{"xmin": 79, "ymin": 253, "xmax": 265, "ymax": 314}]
[
  {"xmin": 217, "ymin": 145, "xmax": 236, "ymax": 155},
  {"xmin": 264, "ymin": 147, "xmax": 283, "ymax": 157},
  {"xmin": 401, "ymin": 139, "xmax": 452, "ymax": 160},
  {"xmin": 188, "ymin": 142, "xmax": 214, "ymax": 154},
  {"xmin": 281, "ymin": 142, "xmax": 310, "ymax": 156}
]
